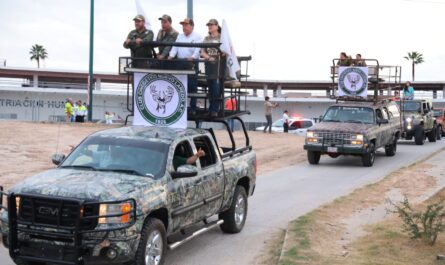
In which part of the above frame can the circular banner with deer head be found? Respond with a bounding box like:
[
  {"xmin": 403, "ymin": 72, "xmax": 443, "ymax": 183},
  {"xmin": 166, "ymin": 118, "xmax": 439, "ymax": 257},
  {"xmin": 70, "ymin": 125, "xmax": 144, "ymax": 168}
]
[
  {"xmin": 134, "ymin": 73, "xmax": 187, "ymax": 128},
  {"xmin": 338, "ymin": 67, "xmax": 368, "ymax": 97}
]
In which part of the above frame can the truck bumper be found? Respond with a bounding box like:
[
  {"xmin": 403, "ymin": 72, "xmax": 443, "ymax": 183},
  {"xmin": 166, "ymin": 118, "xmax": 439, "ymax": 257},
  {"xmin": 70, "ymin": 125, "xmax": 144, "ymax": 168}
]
[{"xmin": 304, "ymin": 144, "xmax": 367, "ymax": 155}]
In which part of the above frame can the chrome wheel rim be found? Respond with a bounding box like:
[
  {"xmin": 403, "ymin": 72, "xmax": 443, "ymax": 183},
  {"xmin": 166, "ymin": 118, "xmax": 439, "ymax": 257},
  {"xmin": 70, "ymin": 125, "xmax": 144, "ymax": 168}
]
[
  {"xmin": 145, "ymin": 230, "xmax": 163, "ymax": 265},
  {"xmin": 234, "ymin": 194, "xmax": 246, "ymax": 227}
]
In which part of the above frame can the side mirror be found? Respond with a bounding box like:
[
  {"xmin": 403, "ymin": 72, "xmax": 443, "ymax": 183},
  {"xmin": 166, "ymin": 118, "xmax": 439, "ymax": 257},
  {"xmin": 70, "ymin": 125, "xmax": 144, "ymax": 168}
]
[
  {"xmin": 377, "ymin": 119, "xmax": 389, "ymax": 125},
  {"xmin": 318, "ymin": 115, "xmax": 323, "ymax": 122},
  {"xmin": 51, "ymin": 153, "xmax": 66, "ymax": 165},
  {"xmin": 171, "ymin": 164, "xmax": 198, "ymax": 179}
]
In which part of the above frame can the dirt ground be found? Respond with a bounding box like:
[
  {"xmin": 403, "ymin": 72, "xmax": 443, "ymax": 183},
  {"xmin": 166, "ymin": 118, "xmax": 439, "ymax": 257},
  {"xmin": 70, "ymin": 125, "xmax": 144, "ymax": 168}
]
[{"xmin": 0, "ymin": 121, "xmax": 306, "ymax": 190}]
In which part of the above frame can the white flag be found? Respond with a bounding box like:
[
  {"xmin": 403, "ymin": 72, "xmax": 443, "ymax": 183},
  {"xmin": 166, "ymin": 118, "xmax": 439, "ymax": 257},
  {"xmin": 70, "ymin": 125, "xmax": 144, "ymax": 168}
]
[
  {"xmin": 135, "ymin": 0, "xmax": 152, "ymax": 30},
  {"xmin": 220, "ymin": 20, "xmax": 240, "ymax": 79}
]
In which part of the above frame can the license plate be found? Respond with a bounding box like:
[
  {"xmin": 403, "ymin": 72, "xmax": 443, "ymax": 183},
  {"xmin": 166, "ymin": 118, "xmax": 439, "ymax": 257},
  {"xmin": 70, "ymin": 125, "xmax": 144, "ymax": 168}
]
[{"xmin": 327, "ymin": 147, "xmax": 338, "ymax": 153}]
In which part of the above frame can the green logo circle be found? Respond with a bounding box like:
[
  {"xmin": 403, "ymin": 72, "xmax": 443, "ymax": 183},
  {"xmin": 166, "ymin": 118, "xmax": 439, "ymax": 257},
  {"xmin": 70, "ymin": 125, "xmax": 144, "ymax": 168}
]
[
  {"xmin": 338, "ymin": 67, "xmax": 368, "ymax": 96},
  {"xmin": 135, "ymin": 73, "xmax": 186, "ymax": 125}
]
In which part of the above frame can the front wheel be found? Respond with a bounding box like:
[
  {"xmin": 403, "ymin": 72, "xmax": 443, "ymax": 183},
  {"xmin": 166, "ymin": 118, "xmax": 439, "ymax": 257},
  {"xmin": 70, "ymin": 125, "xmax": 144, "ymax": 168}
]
[
  {"xmin": 135, "ymin": 218, "xmax": 167, "ymax": 265},
  {"xmin": 362, "ymin": 142, "xmax": 375, "ymax": 167},
  {"xmin": 385, "ymin": 138, "xmax": 397, "ymax": 156},
  {"xmin": 307, "ymin": 150, "xmax": 321, "ymax": 165},
  {"xmin": 219, "ymin": 185, "xmax": 248, "ymax": 234},
  {"xmin": 428, "ymin": 125, "xmax": 437, "ymax": 142},
  {"xmin": 415, "ymin": 127, "xmax": 425, "ymax": 145}
]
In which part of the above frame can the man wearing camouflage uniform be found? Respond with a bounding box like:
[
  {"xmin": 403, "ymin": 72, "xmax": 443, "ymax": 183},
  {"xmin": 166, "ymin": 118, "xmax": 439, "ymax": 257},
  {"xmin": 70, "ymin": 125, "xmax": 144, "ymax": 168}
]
[
  {"xmin": 156, "ymin": 14, "xmax": 179, "ymax": 60},
  {"xmin": 123, "ymin": 15, "xmax": 154, "ymax": 68}
]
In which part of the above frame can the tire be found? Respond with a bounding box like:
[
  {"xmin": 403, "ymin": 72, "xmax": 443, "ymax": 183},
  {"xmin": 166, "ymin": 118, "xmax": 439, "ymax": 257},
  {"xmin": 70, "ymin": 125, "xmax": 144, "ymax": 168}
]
[
  {"xmin": 428, "ymin": 125, "xmax": 437, "ymax": 142},
  {"xmin": 219, "ymin": 185, "xmax": 248, "ymax": 234},
  {"xmin": 307, "ymin": 150, "xmax": 321, "ymax": 165},
  {"xmin": 385, "ymin": 138, "xmax": 397, "ymax": 156},
  {"xmin": 437, "ymin": 126, "xmax": 442, "ymax": 140},
  {"xmin": 135, "ymin": 218, "xmax": 167, "ymax": 265},
  {"xmin": 414, "ymin": 127, "xmax": 425, "ymax": 145},
  {"xmin": 362, "ymin": 142, "xmax": 375, "ymax": 167}
]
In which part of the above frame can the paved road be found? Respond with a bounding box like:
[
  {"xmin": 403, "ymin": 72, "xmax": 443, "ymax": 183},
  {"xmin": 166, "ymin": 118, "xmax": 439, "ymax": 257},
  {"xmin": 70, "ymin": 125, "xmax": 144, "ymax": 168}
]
[{"xmin": 2, "ymin": 140, "xmax": 445, "ymax": 265}]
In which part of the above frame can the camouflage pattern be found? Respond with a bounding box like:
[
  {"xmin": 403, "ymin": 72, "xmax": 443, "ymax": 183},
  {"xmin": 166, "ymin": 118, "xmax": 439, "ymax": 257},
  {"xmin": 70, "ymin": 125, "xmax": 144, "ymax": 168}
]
[
  {"xmin": 0, "ymin": 125, "xmax": 256, "ymax": 263},
  {"xmin": 304, "ymin": 100, "xmax": 402, "ymax": 155},
  {"xmin": 398, "ymin": 99, "xmax": 436, "ymax": 139}
]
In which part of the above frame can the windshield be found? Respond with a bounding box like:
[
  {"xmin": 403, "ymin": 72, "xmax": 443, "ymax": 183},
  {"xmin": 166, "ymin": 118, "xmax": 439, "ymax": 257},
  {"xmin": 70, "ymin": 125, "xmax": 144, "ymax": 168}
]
[
  {"xmin": 61, "ymin": 136, "xmax": 169, "ymax": 179},
  {"xmin": 323, "ymin": 106, "xmax": 375, "ymax": 124},
  {"xmin": 433, "ymin": 110, "xmax": 443, "ymax": 117},
  {"xmin": 397, "ymin": 101, "xmax": 421, "ymax": 112}
]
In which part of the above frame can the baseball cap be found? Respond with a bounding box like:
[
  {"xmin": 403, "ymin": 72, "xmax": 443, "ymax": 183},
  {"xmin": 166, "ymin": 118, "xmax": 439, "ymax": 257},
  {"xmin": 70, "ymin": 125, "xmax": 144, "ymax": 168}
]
[
  {"xmin": 206, "ymin": 19, "xmax": 218, "ymax": 26},
  {"xmin": 179, "ymin": 18, "xmax": 194, "ymax": 26},
  {"xmin": 133, "ymin": 14, "xmax": 145, "ymax": 21},
  {"xmin": 158, "ymin": 14, "xmax": 172, "ymax": 23}
]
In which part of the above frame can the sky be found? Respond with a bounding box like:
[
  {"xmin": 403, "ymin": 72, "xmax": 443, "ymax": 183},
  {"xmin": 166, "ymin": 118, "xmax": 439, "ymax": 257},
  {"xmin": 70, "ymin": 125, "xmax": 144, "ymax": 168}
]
[{"xmin": 0, "ymin": 0, "xmax": 444, "ymax": 81}]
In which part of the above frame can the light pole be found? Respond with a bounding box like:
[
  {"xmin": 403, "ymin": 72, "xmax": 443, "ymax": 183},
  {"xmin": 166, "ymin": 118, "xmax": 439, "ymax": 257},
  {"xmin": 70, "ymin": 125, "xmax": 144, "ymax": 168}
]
[{"xmin": 88, "ymin": 0, "xmax": 94, "ymax": 121}]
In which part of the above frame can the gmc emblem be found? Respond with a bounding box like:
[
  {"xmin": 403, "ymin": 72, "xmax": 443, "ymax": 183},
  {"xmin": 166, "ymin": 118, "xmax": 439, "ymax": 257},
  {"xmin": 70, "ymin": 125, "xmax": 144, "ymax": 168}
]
[{"xmin": 38, "ymin": 206, "xmax": 59, "ymax": 216}]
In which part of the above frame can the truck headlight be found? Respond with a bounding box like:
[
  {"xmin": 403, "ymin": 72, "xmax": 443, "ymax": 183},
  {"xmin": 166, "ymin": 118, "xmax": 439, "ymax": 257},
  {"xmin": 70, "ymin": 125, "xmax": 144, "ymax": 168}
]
[
  {"xmin": 351, "ymin": 134, "xmax": 364, "ymax": 145},
  {"xmin": 3, "ymin": 197, "xmax": 21, "ymax": 215},
  {"xmin": 406, "ymin": 117, "xmax": 412, "ymax": 123},
  {"xmin": 98, "ymin": 202, "xmax": 133, "ymax": 224},
  {"xmin": 306, "ymin": 131, "xmax": 319, "ymax": 143}
]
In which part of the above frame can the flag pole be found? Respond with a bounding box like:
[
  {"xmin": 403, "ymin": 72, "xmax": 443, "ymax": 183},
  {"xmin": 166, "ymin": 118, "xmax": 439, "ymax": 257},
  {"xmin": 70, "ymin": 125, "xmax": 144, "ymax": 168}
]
[
  {"xmin": 187, "ymin": 0, "xmax": 193, "ymax": 19},
  {"xmin": 88, "ymin": 0, "xmax": 94, "ymax": 121}
]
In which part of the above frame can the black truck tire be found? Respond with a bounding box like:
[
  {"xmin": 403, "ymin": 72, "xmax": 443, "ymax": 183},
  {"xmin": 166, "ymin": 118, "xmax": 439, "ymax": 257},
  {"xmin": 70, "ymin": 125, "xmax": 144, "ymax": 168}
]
[
  {"xmin": 428, "ymin": 125, "xmax": 437, "ymax": 142},
  {"xmin": 307, "ymin": 150, "xmax": 321, "ymax": 165},
  {"xmin": 415, "ymin": 127, "xmax": 425, "ymax": 145},
  {"xmin": 219, "ymin": 185, "xmax": 248, "ymax": 234},
  {"xmin": 362, "ymin": 142, "xmax": 375, "ymax": 167},
  {"xmin": 135, "ymin": 218, "xmax": 167, "ymax": 265},
  {"xmin": 437, "ymin": 126, "xmax": 442, "ymax": 140},
  {"xmin": 385, "ymin": 138, "xmax": 397, "ymax": 156}
]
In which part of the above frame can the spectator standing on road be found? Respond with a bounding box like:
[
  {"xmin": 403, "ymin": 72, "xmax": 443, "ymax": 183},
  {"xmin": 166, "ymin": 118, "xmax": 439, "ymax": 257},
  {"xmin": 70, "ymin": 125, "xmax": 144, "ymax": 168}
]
[
  {"xmin": 168, "ymin": 18, "xmax": 202, "ymax": 114},
  {"xmin": 65, "ymin": 98, "xmax": 74, "ymax": 123},
  {"xmin": 403, "ymin": 81, "xmax": 415, "ymax": 100},
  {"xmin": 263, "ymin": 96, "xmax": 278, "ymax": 133},
  {"xmin": 123, "ymin": 15, "xmax": 154, "ymax": 68},
  {"xmin": 105, "ymin": 112, "xmax": 115, "ymax": 125},
  {"xmin": 75, "ymin": 100, "xmax": 87, "ymax": 123},
  {"xmin": 156, "ymin": 15, "xmax": 179, "ymax": 60},
  {"xmin": 201, "ymin": 18, "xmax": 224, "ymax": 117},
  {"xmin": 283, "ymin": 110, "xmax": 290, "ymax": 133}
]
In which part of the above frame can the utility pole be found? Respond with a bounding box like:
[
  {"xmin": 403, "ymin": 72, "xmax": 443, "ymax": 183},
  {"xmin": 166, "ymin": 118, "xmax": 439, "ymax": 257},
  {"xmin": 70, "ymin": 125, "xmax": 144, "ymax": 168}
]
[
  {"xmin": 88, "ymin": 0, "xmax": 94, "ymax": 121},
  {"xmin": 187, "ymin": 0, "xmax": 193, "ymax": 19}
]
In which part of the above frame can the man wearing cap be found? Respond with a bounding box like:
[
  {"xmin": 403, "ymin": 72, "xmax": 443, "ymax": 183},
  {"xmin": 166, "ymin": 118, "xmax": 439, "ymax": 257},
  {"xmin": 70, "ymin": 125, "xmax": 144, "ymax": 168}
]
[
  {"xmin": 168, "ymin": 18, "xmax": 202, "ymax": 113},
  {"xmin": 123, "ymin": 15, "xmax": 154, "ymax": 68},
  {"xmin": 156, "ymin": 14, "xmax": 179, "ymax": 60}
]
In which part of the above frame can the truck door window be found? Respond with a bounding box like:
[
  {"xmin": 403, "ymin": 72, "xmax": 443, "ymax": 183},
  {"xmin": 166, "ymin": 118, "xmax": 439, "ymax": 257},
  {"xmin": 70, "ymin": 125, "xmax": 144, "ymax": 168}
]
[
  {"xmin": 376, "ymin": 109, "xmax": 384, "ymax": 120},
  {"xmin": 193, "ymin": 136, "xmax": 217, "ymax": 168},
  {"xmin": 173, "ymin": 141, "xmax": 194, "ymax": 171}
]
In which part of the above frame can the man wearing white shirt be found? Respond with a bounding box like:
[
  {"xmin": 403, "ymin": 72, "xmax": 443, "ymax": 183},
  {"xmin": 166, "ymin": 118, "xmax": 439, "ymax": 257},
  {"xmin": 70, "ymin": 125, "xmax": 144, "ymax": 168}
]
[
  {"xmin": 169, "ymin": 18, "xmax": 202, "ymax": 113},
  {"xmin": 283, "ymin": 110, "xmax": 290, "ymax": 133}
]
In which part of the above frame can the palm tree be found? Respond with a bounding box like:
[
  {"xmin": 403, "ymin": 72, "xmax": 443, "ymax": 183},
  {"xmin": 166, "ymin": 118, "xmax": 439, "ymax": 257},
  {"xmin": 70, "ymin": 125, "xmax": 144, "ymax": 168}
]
[
  {"xmin": 404, "ymin": 51, "xmax": 424, "ymax": 81},
  {"xmin": 29, "ymin": 44, "xmax": 48, "ymax": 68}
]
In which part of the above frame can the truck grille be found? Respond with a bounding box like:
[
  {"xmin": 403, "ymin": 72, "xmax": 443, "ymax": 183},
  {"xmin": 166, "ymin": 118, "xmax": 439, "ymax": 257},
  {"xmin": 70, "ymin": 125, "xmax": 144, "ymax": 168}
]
[
  {"xmin": 19, "ymin": 197, "xmax": 98, "ymax": 230},
  {"xmin": 318, "ymin": 132, "xmax": 352, "ymax": 145}
]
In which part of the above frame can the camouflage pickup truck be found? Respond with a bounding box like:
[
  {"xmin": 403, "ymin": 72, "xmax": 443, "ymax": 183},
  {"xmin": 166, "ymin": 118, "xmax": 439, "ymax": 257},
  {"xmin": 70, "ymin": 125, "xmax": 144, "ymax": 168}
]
[
  {"xmin": 304, "ymin": 98, "xmax": 402, "ymax": 167},
  {"xmin": 397, "ymin": 99, "xmax": 437, "ymax": 145},
  {"xmin": 0, "ymin": 125, "xmax": 256, "ymax": 265}
]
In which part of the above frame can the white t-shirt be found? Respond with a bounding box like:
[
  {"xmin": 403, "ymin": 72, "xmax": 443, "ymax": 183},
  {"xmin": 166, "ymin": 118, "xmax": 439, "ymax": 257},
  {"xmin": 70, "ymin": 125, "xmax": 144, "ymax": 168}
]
[
  {"xmin": 283, "ymin": 113, "xmax": 290, "ymax": 124},
  {"xmin": 169, "ymin": 31, "xmax": 202, "ymax": 59}
]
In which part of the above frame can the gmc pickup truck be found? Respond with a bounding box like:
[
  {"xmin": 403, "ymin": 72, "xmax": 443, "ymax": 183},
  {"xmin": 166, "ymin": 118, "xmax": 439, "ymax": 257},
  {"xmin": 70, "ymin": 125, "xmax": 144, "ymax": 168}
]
[{"xmin": 0, "ymin": 123, "xmax": 256, "ymax": 265}]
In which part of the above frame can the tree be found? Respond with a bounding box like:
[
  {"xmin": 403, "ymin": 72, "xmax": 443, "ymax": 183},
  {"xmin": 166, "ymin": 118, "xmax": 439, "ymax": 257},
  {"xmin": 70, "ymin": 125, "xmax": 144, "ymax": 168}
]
[
  {"xmin": 29, "ymin": 44, "xmax": 48, "ymax": 68},
  {"xmin": 404, "ymin": 51, "xmax": 424, "ymax": 81}
]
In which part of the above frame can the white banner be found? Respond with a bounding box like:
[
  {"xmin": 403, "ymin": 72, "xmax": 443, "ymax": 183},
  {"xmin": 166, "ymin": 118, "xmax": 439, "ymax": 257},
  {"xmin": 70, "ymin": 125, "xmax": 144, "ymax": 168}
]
[
  {"xmin": 133, "ymin": 73, "xmax": 187, "ymax": 128},
  {"xmin": 135, "ymin": 0, "xmax": 152, "ymax": 30},
  {"xmin": 338, "ymin": 67, "xmax": 369, "ymax": 98},
  {"xmin": 220, "ymin": 20, "xmax": 240, "ymax": 79}
]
